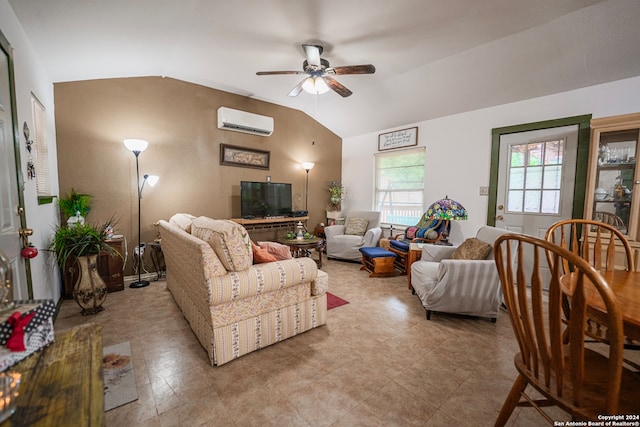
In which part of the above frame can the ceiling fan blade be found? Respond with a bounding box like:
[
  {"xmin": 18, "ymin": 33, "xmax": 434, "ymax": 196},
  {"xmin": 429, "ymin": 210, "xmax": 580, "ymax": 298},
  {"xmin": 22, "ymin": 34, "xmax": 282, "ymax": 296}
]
[
  {"xmin": 302, "ymin": 44, "xmax": 322, "ymax": 67},
  {"xmin": 287, "ymin": 78, "xmax": 306, "ymax": 97},
  {"xmin": 256, "ymin": 71, "xmax": 304, "ymax": 76},
  {"xmin": 329, "ymin": 64, "xmax": 376, "ymax": 75},
  {"xmin": 323, "ymin": 76, "xmax": 352, "ymax": 97}
]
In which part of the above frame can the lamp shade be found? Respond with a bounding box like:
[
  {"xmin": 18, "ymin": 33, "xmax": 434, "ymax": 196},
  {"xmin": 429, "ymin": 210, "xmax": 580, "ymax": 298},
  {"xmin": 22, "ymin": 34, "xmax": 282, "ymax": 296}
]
[
  {"xmin": 426, "ymin": 196, "xmax": 468, "ymax": 221},
  {"xmin": 144, "ymin": 174, "xmax": 159, "ymax": 187},
  {"xmin": 301, "ymin": 162, "xmax": 315, "ymax": 171},
  {"xmin": 123, "ymin": 139, "xmax": 149, "ymax": 152},
  {"xmin": 302, "ymin": 77, "xmax": 330, "ymax": 95}
]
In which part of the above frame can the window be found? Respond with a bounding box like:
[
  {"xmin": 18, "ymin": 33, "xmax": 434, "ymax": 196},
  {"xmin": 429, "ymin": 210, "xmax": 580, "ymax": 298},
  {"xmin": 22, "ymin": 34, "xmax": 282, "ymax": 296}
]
[
  {"xmin": 31, "ymin": 94, "xmax": 52, "ymax": 202},
  {"xmin": 374, "ymin": 147, "xmax": 425, "ymax": 226},
  {"xmin": 506, "ymin": 138, "xmax": 564, "ymax": 214}
]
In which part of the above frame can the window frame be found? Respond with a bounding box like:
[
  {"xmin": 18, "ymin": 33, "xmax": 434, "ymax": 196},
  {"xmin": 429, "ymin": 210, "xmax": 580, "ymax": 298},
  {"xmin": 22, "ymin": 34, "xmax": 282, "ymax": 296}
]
[
  {"xmin": 374, "ymin": 146, "xmax": 426, "ymax": 226},
  {"xmin": 31, "ymin": 93, "xmax": 53, "ymax": 204}
]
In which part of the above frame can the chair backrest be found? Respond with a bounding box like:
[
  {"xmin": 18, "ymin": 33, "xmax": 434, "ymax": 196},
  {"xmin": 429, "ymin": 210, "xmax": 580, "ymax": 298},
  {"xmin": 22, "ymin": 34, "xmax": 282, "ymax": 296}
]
[
  {"xmin": 494, "ymin": 233, "xmax": 624, "ymax": 415},
  {"xmin": 346, "ymin": 211, "xmax": 381, "ymax": 230},
  {"xmin": 593, "ymin": 211, "xmax": 625, "ymax": 229},
  {"xmin": 545, "ymin": 219, "xmax": 634, "ymax": 273}
]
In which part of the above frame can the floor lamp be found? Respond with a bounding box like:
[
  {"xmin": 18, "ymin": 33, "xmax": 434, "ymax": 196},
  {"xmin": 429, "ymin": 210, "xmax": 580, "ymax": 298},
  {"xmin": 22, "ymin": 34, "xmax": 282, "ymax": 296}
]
[
  {"xmin": 123, "ymin": 139, "xmax": 159, "ymax": 288},
  {"xmin": 301, "ymin": 162, "xmax": 315, "ymax": 211}
]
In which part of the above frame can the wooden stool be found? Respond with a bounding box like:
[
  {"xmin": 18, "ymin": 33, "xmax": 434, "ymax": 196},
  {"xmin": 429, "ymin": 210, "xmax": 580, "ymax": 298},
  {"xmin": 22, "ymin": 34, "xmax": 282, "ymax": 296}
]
[{"xmin": 359, "ymin": 247, "xmax": 396, "ymax": 278}]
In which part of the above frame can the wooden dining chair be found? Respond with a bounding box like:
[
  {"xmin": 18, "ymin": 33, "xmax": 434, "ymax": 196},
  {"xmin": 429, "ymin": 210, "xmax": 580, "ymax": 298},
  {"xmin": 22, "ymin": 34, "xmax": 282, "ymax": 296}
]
[
  {"xmin": 593, "ymin": 211, "xmax": 627, "ymax": 232},
  {"xmin": 494, "ymin": 233, "xmax": 640, "ymax": 425},
  {"xmin": 544, "ymin": 218, "xmax": 634, "ymax": 273},
  {"xmin": 545, "ymin": 219, "xmax": 636, "ymax": 346}
]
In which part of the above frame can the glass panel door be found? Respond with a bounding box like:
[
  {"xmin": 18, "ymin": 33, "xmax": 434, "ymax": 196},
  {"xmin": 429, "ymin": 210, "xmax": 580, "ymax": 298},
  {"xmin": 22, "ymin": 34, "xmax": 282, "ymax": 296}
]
[{"xmin": 592, "ymin": 129, "xmax": 638, "ymax": 235}]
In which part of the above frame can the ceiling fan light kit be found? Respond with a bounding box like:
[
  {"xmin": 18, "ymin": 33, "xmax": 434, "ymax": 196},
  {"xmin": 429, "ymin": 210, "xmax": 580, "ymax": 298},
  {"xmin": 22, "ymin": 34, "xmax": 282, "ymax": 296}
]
[
  {"xmin": 302, "ymin": 77, "xmax": 329, "ymax": 94},
  {"xmin": 257, "ymin": 44, "xmax": 375, "ymax": 98}
]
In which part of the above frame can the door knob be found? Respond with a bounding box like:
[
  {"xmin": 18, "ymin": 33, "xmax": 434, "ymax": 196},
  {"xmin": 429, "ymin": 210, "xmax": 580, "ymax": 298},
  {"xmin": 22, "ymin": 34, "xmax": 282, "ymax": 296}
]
[
  {"xmin": 497, "ymin": 205, "xmax": 504, "ymax": 210},
  {"xmin": 496, "ymin": 215, "xmax": 504, "ymax": 221}
]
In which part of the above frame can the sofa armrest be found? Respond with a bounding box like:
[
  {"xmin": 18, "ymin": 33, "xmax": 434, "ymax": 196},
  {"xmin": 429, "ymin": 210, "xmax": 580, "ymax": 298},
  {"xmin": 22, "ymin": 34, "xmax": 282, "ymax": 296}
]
[
  {"xmin": 421, "ymin": 244, "xmax": 458, "ymax": 262},
  {"xmin": 324, "ymin": 224, "xmax": 345, "ymax": 239},
  {"xmin": 363, "ymin": 227, "xmax": 382, "ymax": 247}
]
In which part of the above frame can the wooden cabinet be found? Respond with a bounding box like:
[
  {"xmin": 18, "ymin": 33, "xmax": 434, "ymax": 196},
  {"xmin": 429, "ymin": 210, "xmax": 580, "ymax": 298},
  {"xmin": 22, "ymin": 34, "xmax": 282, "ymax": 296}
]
[
  {"xmin": 62, "ymin": 237, "xmax": 124, "ymax": 298},
  {"xmin": 99, "ymin": 237, "xmax": 125, "ymax": 292},
  {"xmin": 585, "ymin": 113, "xmax": 640, "ymax": 266}
]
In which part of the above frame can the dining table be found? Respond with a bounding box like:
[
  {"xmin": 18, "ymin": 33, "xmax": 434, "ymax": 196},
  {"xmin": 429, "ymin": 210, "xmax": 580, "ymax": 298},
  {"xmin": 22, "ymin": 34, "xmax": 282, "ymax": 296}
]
[{"xmin": 561, "ymin": 269, "xmax": 640, "ymax": 343}]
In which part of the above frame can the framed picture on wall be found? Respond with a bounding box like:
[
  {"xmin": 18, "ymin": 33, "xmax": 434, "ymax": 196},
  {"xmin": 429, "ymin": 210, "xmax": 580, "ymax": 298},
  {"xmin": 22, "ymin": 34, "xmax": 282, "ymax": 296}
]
[
  {"xmin": 378, "ymin": 127, "xmax": 418, "ymax": 151},
  {"xmin": 220, "ymin": 144, "xmax": 270, "ymax": 170}
]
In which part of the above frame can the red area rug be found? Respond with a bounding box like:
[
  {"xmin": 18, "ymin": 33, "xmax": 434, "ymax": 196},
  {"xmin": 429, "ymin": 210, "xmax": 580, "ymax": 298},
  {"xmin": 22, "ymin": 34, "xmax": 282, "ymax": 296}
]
[{"xmin": 326, "ymin": 292, "xmax": 349, "ymax": 310}]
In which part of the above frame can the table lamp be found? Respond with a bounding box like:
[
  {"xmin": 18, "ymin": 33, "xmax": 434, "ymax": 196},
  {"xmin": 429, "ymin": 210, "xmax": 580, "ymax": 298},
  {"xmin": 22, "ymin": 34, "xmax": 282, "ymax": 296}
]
[{"xmin": 425, "ymin": 196, "xmax": 468, "ymax": 245}]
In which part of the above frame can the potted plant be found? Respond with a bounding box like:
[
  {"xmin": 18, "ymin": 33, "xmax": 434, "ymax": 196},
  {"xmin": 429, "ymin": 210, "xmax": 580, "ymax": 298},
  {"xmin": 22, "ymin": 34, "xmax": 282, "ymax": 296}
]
[
  {"xmin": 50, "ymin": 220, "xmax": 119, "ymax": 315},
  {"xmin": 326, "ymin": 181, "xmax": 344, "ymax": 219},
  {"xmin": 58, "ymin": 189, "xmax": 93, "ymax": 225}
]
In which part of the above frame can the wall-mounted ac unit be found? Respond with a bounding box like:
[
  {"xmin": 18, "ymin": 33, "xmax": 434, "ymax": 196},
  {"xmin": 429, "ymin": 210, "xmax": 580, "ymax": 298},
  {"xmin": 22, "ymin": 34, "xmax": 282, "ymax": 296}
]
[{"xmin": 217, "ymin": 107, "xmax": 274, "ymax": 137}]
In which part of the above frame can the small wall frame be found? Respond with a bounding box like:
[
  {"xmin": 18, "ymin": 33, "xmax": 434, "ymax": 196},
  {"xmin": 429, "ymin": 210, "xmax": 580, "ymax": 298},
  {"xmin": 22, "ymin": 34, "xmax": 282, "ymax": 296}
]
[
  {"xmin": 220, "ymin": 144, "xmax": 270, "ymax": 170},
  {"xmin": 378, "ymin": 127, "xmax": 418, "ymax": 151}
]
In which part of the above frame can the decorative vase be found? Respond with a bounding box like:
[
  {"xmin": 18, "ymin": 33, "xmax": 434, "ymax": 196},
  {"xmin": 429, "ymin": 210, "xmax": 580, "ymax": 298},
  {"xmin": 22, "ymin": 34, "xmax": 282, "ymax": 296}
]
[{"xmin": 73, "ymin": 254, "xmax": 107, "ymax": 315}]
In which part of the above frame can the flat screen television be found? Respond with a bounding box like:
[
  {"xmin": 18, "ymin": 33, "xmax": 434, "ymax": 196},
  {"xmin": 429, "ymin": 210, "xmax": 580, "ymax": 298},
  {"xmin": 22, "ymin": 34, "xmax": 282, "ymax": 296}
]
[{"xmin": 240, "ymin": 181, "xmax": 292, "ymax": 218}]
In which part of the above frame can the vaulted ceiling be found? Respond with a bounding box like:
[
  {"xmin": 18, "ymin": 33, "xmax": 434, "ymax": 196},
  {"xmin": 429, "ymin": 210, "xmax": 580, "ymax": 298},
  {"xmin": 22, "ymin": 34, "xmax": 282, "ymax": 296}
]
[{"xmin": 8, "ymin": 0, "xmax": 640, "ymax": 138}]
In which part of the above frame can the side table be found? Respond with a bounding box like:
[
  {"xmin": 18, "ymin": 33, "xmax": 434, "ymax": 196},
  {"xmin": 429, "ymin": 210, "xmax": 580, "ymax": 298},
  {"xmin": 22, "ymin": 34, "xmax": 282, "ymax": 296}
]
[
  {"xmin": 407, "ymin": 243, "xmax": 423, "ymax": 290},
  {"xmin": 279, "ymin": 237, "xmax": 324, "ymax": 268},
  {"xmin": 0, "ymin": 324, "xmax": 104, "ymax": 426},
  {"xmin": 149, "ymin": 240, "xmax": 165, "ymax": 281},
  {"xmin": 313, "ymin": 226, "xmax": 326, "ymax": 253}
]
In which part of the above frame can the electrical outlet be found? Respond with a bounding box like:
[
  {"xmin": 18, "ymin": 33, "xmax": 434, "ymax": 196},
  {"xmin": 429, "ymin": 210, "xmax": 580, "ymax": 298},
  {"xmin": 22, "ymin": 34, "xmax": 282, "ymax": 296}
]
[{"xmin": 479, "ymin": 186, "xmax": 489, "ymax": 196}]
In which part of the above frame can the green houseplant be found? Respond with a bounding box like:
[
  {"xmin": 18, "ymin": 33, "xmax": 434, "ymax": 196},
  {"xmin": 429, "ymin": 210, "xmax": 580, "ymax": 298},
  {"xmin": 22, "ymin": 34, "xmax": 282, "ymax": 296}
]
[
  {"xmin": 51, "ymin": 221, "xmax": 119, "ymax": 314},
  {"xmin": 58, "ymin": 189, "xmax": 93, "ymax": 223},
  {"xmin": 327, "ymin": 181, "xmax": 344, "ymax": 211},
  {"xmin": 326, "ymin": 181, "xmax": 344, "ymax": 222}
]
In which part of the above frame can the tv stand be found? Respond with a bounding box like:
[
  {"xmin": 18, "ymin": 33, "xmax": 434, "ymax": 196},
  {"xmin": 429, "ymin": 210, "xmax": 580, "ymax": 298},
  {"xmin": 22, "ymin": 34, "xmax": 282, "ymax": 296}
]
[{"xmin": 230, "ymin": 216, "xmax": 309, "ymax": 233}]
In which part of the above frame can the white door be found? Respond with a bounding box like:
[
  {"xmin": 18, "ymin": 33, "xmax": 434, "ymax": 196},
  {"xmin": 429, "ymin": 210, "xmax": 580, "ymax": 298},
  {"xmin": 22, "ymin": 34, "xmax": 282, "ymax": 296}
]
[
  {"xmin": 496, "ymin": 125, "xmax": 578, "ymax": 236},
  {"xmin": 0, "ymin": 33, "xmax": 29, "ymax": 300},
  {"xmin": 496, "ymin": 125, "xmax": 579, "ymax": 284}
]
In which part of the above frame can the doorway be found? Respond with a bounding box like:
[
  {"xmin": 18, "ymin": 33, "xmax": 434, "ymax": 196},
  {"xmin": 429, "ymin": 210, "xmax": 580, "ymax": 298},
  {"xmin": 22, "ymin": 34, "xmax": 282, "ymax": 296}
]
[
  {"xmin": 0, "ymin": 30, "xmax": 30, "ymax": 299},
  {"xmin": 487, "ymin": 114, "xmax": 591, "ymax": 231},
  {"xmin": 488, "ymin": 115, "xmax": 591, "ymax": 285}
]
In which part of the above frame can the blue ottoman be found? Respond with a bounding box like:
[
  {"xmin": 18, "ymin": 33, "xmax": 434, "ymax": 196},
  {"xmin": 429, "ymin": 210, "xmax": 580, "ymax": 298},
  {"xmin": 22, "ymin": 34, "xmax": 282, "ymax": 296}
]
[{"xmin": 359, "ymin": 247, "xmax": 396, "ymax": 278}]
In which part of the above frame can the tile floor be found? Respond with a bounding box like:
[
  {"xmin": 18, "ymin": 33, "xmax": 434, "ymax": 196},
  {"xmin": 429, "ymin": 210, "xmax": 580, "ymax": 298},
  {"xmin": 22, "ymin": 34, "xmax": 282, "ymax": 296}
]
[{"xmin": 54, "ymin": 259, "xmax": 595, "ymax": 426}]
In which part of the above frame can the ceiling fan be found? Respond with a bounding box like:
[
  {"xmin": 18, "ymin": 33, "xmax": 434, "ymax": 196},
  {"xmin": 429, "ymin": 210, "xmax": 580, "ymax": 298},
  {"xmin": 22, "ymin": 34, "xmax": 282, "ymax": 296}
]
[{"xmin": 256, "ymin": 44, "xmax": 375, "ymax": 98}]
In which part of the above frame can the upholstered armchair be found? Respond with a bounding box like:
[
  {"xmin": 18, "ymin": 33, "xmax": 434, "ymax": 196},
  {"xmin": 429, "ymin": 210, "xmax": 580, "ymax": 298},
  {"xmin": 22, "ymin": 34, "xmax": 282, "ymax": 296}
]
[
  {"xmin": 325, "ymin": 211, "xmax": 382, "ymax": 261},
  {"xmin": 410, "ymin": 225, "xmax": 510, "ymax": 322}
]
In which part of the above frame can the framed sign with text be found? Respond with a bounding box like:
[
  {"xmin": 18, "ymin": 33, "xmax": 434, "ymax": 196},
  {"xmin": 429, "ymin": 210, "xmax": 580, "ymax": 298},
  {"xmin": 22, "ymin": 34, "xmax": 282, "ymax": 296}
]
[
  {"xmin": 220, "ymin": 144, "xmax": 270, "ymax": 169},
  {"xmin": 378, "ymin": 127, "xmax": 418, "ymax": 151}
]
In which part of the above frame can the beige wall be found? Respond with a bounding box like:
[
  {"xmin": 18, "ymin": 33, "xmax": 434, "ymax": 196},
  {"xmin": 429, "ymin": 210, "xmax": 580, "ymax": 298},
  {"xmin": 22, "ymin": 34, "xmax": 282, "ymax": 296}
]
[{"xmin": 54, "ymin": 77, "xmax": 341, "ymax": 274}]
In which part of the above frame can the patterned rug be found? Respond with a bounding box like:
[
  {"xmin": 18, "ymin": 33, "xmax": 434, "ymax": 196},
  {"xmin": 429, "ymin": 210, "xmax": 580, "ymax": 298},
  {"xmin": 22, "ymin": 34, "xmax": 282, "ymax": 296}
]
[
  {"xmin": 327, "ymin": 292, "xmax": 349, "ymax": 310},
  {"xmin": 103, "ymin": 342, "xmax": 138, "ymax": 411}
]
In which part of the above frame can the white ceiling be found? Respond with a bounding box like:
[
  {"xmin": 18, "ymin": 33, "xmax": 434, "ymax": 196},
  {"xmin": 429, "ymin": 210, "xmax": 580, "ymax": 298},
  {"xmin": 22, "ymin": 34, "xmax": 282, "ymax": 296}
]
[{"xmin": 8, "ymin": 0, "xmax": 640, "ymax": 138}]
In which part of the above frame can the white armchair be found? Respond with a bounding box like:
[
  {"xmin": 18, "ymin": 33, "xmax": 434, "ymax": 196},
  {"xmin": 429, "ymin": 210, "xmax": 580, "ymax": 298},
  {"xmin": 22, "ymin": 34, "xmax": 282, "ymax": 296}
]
[
  {"xmin": 410, "ymin": 225, "xmax": 510, "ymax": 322},
  {"xmin": 325, "ymin": 211, "xmax": 382, "ymax": 261}
]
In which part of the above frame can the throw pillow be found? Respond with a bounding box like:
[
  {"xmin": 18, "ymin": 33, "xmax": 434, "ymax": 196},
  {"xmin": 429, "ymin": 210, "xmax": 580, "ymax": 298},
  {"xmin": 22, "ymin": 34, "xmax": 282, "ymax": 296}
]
[
  {"xmin": 251, "ymin": 241, "xmax": 277, "ymax": 264},
  {"xmin": 451, "ymin": 238, "xmax": 492, "ymax": 260},
  {"xmin": 345, "ymin": 217, "xmax": 369, "ymax": 236},
  {"xmin": 191, "ymin": 217, "xmax": 252, "ymax": 271},
  {"xmin": 405, "ymin": 226, "xmax": 418, "ymax": 240},
  {"xmin": 169, "ymin": 213, "xmax": 196, "ymax": 233},
  {"xmin": 258, "ymin": 241, "xmax": 293, "ymax": 260}
]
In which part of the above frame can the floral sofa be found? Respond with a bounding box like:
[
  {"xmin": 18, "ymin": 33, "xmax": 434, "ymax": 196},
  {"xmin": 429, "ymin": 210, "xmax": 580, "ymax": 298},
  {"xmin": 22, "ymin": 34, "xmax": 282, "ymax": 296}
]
[{"xmin": 159, "ymin": 214, "xmax": 328, "ymax": 366}]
